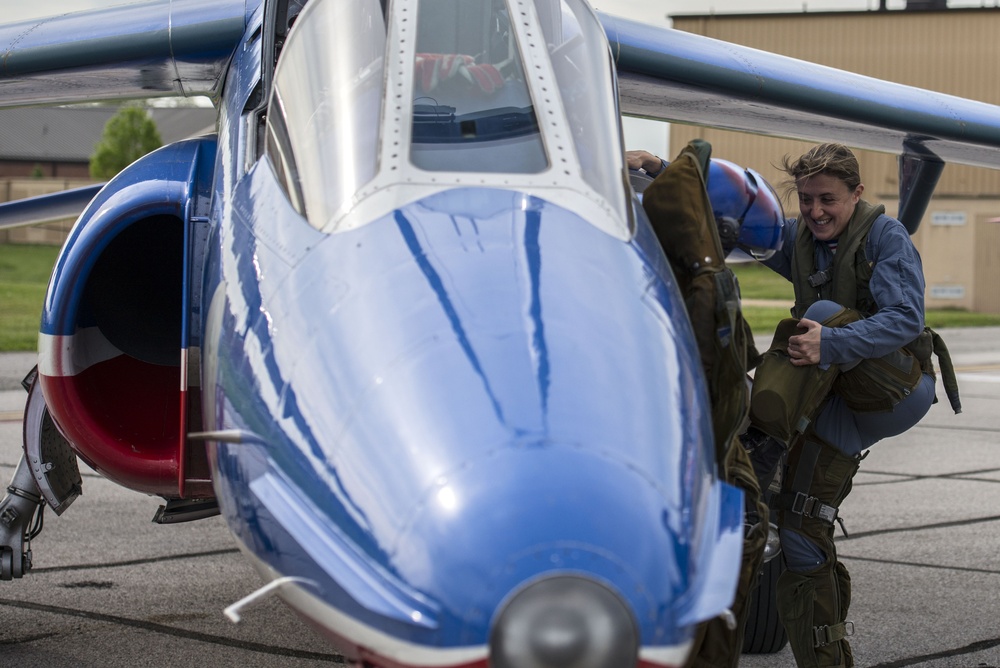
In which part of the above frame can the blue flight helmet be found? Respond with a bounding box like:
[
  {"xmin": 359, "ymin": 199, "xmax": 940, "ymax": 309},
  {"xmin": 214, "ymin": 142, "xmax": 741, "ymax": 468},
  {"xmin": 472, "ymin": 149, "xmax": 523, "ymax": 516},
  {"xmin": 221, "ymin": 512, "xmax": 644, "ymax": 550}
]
[{"xmin": 706, "ymin": 158, "xmax": 785, "ymax": 261}]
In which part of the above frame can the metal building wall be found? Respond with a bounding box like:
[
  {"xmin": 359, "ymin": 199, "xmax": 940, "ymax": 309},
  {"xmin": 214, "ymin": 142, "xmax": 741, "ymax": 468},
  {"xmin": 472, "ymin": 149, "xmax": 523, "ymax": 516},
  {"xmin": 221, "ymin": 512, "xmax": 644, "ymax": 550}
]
[
  {"xmin": 672, "ymin": 10, "xmax": 1000, "ymax": 101},
  {"xmin": 667, "ymin": 8, "xmax": 1000, "ymax": 312}
]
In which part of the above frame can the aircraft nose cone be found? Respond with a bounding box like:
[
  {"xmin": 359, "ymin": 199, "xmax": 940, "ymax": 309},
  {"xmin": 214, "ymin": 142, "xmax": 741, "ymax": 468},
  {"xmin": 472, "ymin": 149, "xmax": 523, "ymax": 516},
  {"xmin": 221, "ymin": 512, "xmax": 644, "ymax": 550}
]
[
  {"xmin": 490, "ymin": 576, "xmax": 638, "ymax": 668},
  {"xmin": 531, "ymin": 608, "xmax": 587, "ymax": 662}
]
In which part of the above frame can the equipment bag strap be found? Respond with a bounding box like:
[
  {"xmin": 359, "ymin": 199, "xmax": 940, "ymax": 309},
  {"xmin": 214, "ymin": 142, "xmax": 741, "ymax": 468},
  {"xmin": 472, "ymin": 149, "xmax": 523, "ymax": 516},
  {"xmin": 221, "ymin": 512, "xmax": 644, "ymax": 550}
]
[
  {"xmin": 931, "ymin": 329, "xmax": 962, "ymax": 414},
  {"xmin": 778, "ymin": 437, "xmax": 823, "ymax": 530}
]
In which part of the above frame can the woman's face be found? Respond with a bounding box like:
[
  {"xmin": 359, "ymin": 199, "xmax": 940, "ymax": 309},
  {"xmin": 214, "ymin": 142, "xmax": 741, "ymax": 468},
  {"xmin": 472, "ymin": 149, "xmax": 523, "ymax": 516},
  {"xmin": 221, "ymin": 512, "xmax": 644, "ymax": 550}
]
[{"xmin": 796, "ymin": 172, "xmax": 863, "ymax": 242}]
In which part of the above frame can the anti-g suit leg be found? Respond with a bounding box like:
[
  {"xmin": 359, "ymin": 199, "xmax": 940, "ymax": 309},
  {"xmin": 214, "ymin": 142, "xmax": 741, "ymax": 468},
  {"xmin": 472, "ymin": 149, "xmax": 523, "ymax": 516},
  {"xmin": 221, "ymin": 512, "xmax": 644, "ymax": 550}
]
[{"xmin": 775, "ymin": 436, "xmax": 861, "ymax": 668}]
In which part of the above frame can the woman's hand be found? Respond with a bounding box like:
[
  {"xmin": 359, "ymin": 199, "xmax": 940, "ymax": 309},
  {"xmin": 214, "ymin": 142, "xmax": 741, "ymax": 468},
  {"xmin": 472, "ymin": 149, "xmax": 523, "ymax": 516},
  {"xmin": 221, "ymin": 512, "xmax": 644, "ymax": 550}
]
[{"xmin": 788, "ymin": 318, "xmax": 823, "ymax": 366}]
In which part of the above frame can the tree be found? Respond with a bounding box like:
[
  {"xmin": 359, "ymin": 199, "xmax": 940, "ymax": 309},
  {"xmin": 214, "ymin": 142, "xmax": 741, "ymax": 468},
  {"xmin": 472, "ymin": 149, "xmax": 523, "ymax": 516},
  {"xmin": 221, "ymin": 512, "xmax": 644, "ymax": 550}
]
[{"xmin": 89, "ymin": 106, "xmax": 163, "ymax": 180}]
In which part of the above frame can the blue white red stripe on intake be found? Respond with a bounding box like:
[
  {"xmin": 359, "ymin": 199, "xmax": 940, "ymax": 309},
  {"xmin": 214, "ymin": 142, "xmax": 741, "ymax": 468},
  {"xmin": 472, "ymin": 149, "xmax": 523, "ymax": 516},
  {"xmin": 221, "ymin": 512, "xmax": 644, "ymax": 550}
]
[{"xmin": 38, "ymin": 328, "xmax": 184, "ymax": 496}]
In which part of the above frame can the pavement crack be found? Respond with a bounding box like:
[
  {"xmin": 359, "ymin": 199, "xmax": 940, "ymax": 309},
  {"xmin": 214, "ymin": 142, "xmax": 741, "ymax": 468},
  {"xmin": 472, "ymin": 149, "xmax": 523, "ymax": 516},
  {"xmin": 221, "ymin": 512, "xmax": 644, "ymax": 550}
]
[
  {"xmin": 0, "ymin": 632, "xmax": 59, "ymax": 646},
  {"xmin": 31, "ymin": 548, "xmax": 240, "ymax": 574},
  {"xmin": 870, "ymin": 635, "xmax": 1000, "ymax": 667},
  {"xmin": 0, "ymin": 599, "xmax": 346, "ymax": 663},
  {"xmin": 839, "ymin": 553, "xmax": 1000, "ymax": 576},
  {"xmin": 58, "ymin": 580, "xmax": 116, "ymax": 589},
  {"xmin": 844, "ymin": 513, "xmax": 1000, "ymax": 541},
  {"xmin": 858, "ymin": 468, "xmax": 1000, "ymax": 485}
]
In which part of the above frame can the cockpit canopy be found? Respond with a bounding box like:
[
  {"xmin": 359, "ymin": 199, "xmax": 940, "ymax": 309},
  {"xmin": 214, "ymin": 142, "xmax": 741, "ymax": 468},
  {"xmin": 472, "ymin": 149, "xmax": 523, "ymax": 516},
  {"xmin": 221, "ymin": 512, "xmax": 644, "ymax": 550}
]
[{"xmin": 265, "ymin": 0, "xmax": 629, "ymax": 239}]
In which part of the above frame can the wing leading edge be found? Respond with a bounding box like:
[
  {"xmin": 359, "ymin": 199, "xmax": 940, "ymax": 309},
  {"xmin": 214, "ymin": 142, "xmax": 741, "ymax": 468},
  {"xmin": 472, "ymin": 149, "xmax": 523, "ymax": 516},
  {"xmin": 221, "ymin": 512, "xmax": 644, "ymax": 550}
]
[
  {"xmin": 0, "ymin": 185, "xmax": 106, "ymax": 231},
  {"xmin": 0, "ymin": 0, "xmax": 250, "ymax": 107},
  {"xmin": 601, "ymin": 13, "xmax": 1000, "ymax": 171}
]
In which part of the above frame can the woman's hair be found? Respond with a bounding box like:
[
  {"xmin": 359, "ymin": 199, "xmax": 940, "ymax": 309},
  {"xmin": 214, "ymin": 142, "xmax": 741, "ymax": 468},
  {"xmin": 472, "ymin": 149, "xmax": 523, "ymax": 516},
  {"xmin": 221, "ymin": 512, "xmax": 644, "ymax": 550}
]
[{"xmin": 779, "ymin": 143, "xmax": 862, "ymax": 195}]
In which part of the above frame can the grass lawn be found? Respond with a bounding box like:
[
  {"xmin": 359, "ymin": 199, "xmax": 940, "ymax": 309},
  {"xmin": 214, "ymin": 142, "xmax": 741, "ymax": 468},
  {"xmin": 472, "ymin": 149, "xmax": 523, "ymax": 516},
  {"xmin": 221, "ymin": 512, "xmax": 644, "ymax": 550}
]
[
  {"xmin": 1, "ymin": 244, "xmax": 999, "ymax": 353},
  {"xmin": 731, "ymin": 261, "xmax": 1000, "ymax": 335},
  {"xmin": 730, "ymin": 261, "xmax": 795, "ymax": 302},
  {"xmin": 0, "ymin": 244, "xmax": 59, "ymax": 351}
]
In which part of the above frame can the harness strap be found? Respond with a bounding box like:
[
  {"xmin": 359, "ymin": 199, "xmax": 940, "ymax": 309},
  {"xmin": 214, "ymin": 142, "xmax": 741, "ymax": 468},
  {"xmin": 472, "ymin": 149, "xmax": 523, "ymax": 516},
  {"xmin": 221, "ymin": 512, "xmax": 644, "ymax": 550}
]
[
  {"xmin": 775, "ymin": 491, "xmax": 840, "ymax": 525},
  {"xmin": 782, "ymin": 438, "xmax": 822, "ymax": 529},
  {"xmin": 814, "ymin": 621, "xmax": 855, "ymax": 647}
]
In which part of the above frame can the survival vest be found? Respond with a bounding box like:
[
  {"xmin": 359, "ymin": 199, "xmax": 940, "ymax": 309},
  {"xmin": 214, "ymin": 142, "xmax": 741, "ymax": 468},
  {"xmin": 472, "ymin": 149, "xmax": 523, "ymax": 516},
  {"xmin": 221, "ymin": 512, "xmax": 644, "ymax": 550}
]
[{"xmin": 791, "ymin": 199, "xmax": 883, "ymax": 318}]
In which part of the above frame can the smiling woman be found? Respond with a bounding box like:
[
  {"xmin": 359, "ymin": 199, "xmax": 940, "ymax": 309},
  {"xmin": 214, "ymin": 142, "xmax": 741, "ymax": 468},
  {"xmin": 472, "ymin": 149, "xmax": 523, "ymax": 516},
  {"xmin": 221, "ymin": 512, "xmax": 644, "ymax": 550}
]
[{"xmin": 742, "ymin": 142, "xmax": 953, "ymax": 667}]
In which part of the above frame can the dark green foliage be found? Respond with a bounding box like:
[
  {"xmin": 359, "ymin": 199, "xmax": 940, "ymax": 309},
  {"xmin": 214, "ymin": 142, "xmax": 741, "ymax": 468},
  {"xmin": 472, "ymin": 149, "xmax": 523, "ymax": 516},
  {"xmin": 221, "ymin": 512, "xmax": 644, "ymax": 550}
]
[{"xmin": 89, "ymin": 106, "xmax": 162, "ymax": 180}]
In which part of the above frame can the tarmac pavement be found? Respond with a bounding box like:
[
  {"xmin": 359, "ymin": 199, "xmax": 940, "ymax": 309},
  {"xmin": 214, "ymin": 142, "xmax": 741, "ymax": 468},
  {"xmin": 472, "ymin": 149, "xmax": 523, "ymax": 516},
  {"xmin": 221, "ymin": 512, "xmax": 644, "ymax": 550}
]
[{"xmin": 0, "ymin": 329, "xmax": 999, "ymax": 667}]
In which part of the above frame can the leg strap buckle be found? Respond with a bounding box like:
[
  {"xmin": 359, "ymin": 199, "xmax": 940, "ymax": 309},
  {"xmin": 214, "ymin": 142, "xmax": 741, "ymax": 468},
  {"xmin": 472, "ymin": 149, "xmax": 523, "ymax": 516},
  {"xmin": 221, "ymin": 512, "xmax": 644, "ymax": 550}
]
[
  {"xmin": 789, "ymin": 491, "xmax": 839, "ymax": 524},
  {"xmin": 813, "ymin": 621, "xmax": 855, "ymax": 647}
]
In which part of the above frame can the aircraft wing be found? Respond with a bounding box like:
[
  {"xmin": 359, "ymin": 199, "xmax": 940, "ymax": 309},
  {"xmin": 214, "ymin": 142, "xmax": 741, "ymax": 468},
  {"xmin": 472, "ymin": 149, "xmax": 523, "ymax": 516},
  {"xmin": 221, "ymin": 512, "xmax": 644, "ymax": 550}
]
[
  {"xmin": 600, "ymin": 12, "xmax": 1000, "ymax": 170},
  {"xmin": 0, "ymin": 185, "xmax": 105, "ymax": 230},
  {"xmin": 0, "ymin": 0, "xmax": 247, "ymax": 107}
]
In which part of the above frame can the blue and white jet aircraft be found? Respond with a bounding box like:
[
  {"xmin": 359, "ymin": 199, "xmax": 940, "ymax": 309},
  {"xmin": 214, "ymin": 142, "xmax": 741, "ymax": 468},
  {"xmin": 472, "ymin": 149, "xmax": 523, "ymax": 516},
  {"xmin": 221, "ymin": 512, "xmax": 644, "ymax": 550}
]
[{"xmin": 1, "ymin": 1, "xmax": 1000, "ymax": 667}]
